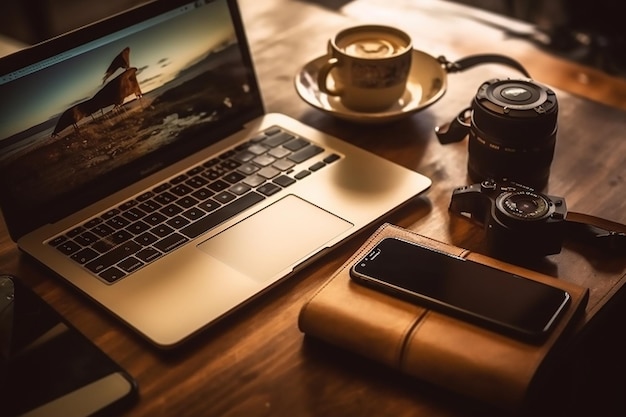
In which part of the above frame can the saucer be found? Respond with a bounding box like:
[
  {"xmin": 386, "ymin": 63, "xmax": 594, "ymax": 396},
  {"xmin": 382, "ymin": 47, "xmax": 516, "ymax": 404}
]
[{"xmin": 294, "ymin": 49, "xmax": 448, "ymax": 123}]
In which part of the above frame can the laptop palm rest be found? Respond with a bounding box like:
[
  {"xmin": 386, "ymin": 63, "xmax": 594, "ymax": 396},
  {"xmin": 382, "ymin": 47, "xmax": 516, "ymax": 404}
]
[{"xmin": 197, "ymin": 195, "xmax": 353, "ymax": 282}]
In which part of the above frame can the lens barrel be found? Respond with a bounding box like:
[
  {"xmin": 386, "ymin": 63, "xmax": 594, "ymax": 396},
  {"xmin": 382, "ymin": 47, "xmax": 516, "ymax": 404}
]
[{"xmin": 467, "ymin": 79, "xmax": 558, "ymax": 189}]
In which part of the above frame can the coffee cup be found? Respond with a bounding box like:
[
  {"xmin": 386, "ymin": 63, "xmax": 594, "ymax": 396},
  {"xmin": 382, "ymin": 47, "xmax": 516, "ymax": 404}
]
[{"xmin": 317, "ymin": 25, "xmax": 413, "ymax": 112}]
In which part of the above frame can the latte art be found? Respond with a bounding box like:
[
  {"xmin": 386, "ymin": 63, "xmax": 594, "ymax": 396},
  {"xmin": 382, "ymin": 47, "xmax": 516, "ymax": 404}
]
[{"xmin": 337, "ymin": 32, "xmax": 409, "ymax": 59}]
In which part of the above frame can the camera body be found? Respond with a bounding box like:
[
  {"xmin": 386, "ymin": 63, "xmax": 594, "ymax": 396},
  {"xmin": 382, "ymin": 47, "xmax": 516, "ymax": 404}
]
[{"xmin": 449, "ymin": 179, "xmax": 567, "ymax": 258}]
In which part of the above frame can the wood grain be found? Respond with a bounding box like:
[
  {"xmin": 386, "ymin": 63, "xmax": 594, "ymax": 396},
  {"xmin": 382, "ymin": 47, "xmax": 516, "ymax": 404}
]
[{"xmin": 1, "ymin": 1, "xmax": 625, "ymax": 416}]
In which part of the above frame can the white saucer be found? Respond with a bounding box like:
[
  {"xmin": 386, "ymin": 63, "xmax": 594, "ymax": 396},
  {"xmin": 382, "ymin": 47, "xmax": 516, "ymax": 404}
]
[{"xmin": 294, "ymin": 49, "xmax": 448, "ymax": 123}]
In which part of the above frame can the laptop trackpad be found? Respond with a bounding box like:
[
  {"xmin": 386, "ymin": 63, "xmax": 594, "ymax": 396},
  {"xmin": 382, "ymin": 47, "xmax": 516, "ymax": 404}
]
[{"xmin": 197, "ymin": 195, "xmax": 353, "ymax": 282}]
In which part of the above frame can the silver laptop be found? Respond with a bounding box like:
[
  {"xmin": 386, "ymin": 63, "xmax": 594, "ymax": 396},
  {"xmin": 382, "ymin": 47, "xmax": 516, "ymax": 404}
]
[{"xmin": 0, "ymin": 0, "xmax": 431, "ymax": 348}]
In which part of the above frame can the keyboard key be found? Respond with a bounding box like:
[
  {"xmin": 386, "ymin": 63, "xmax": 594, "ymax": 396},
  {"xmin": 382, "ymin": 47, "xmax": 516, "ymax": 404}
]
[
  {"xmin": 208, "ymin": 180, "xmax": 229, "ymax": 192},
  {"xmin": 154, "ymin": 191, "xmax": 177, "ymax": 205},
  {"xmin": 288, "ymin": 144, "xmax": 324, "ymax": 163},
  {"xmin": 127, "ymin": 220, "xmax": 151, "ymax": 235},
  {"xmin": 258, "ymin": 166, "xmax": 280, "ymax": 179},
  {"xmin": 102, "ymin": 208, "xmax": 121, "ymax": 219},
  {"xmin": 92, "ymin": 223, "xmax": 115, "ymax": 238},
  {"xmin": 119, "ymin": 200, "xmax": 137, "ymax": 211},
  {"xmin": 262, "ymin": 131, "xmax": 294, "ymax": 147},
  {"xmin": 66, "ymin": 226, "xmax": 85, "ymax": 238},
  {"xmin": 234, "ymin": 150, "xmax": 255, "ymax": 163},
  {"xmin": 273, "ymin": 159, "xmax": 295, "ymax": 171},
  {"xmin": 268, "ymin": 147, "xmax": 291, "ymax": 159},
  {"xmin": 229, "ymin": 183, "xmax": 251, "ymax": 195},
  {"xmin": 247, "ymin": 143, "xmax": 268, "ymax": 155},
  {"xmin": 122, "ymin": 207, "xmax": 146, "ymax": 221},
  {"xmin": 182, "ymin": 207, "xmax": 206, "ymax": 221},
  {"xmin": 274, "ymin": 175, "xmax": 296, "ymax": 187},
  {"xmin": 118, "ymin": 257, "xmax": 144, "ymax": 273},
  {"xmin": 151, "ymin": 224, "xmax": 175, "ymax": 238},
  {"xmin": 257, "ymin": 183, "xmax": 281, "ymax": 196},
  {"xmin": 154, "ymin": 233, "xmax": 188, "ymax": 253},
  {"xmin": 198, "ymin": 199, "xmax": 221, "ymax": 212},
  {"xmin": 170, "ymin": 174, "xmax": 188, "ymax": 184},
  {"xmin": 92, "ymin": 239, "xmax": 117, "ymax": 254},
  {"xmin": 180, "ymin": 192, "xmax": 265, "ymax": 238},
  {"xmin": 237, "ymin": 163, "xmax": 259, "ymax": 175},
  {"xmin": 186, "ymin": 166, "xmax": 205, "ymax": 176},
  {"xmin": 283, "ymin": 137, "xmax": 309, "ymax": 151},
  {"xmin": 171, "ymin": 184, "xmax": 193, "ymax": 196},
  {"xmin": 134, "ymin": 231, "xmax": 159, "ymax": 245},
  {"xmin": 49, "ymin": 235, "xmax": 68, "ymax": 246},
  {"xmin": 309, "ymin": 161, "xmax": 325, "ymax": 171},
  {"xmin": 99, "ymin": 267, "xmax": 125, "ymax": 283},
  {"xmin": 57, "ymin": 241, "xmax": 81, "ymax": 256},
  {"xmin": 86, "ymin": 240, "xmax": 142, "ymax": 273},
  {"xmin": 177, "ymin": 196, "xmax": 199, "ymax": 208},
  {"xmin": 153, "ymin": 183, "xmax": 171, "ymax": 193},
  {"xmin": 214, "ymin": 191, "xmax": 236, "ymax": 204},
  {"xmin": 243, "ymin": 175, "xmax": 265, "ymax": 187},
  {"xmin": 75, "ymin": 231, "xmax": 98, "ymax": 246},
  {"xmin": 136, "ymin": 191, "xmax": 154, "ymax": 201},
  {"xmin": 294, "ymin": 170, "xmax": 311, "ymax": 179},
  {"xmin": 84, "ymin": 218, "xmax": 103, "ymax": 228},
  {"xmin": 191, "ymin": 187, "xmax": 214, "ymax": 200},
  {"xmin": 138, "ymin": 200, "xmax": 162, "ymax": 213},
  {"xmin": 110, "ymin": 230, "xmax": 133, "ymax": 245},
  {"xmin": 136, "ymin": 247, "xmax": 162, "ymax": 263},
  {"xmin": 160, "ymin": 204, "xmax": 184, "ymax": 217},
  {"xmin": 106, "ymin": 215, "xmax": 131, "ymax": 229},
  {"xmin": 167, "ymin": 216, "xmax": 191, "ymax": 229},
  {"xmin": 220, "ymin": 159, "xmax": 241, "ymax": 171},
  {"xmin": 252, "ymin": 154, "xmax": 276, "ymax": 167},
  {"xmin": 186, "ymin": 176, "xmax": 208, "ymax": 188},
  {"xmin": 71, "ymin": 247, "xmax": 99, "ymax": 264},
  {"xmin": 144, "ymin": 212, "xmax": 168, "ymax": 226},
  {"xmin": 224, "ymin": 172, "xmax": 246, "ymax": 184}
]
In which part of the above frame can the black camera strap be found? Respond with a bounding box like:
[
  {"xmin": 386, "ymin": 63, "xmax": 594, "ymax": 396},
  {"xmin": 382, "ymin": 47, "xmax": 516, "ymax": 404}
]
[
  {"xmin": 565, "ymin": 211, "xmax": 626, "ymax": 252},
  {"xmin": 435, "ymin": 107, "xmax": 471, "ymax": 144},
  {"xmin": 437, "ymin": 54, "xmax": 531, "ymax": 78}
]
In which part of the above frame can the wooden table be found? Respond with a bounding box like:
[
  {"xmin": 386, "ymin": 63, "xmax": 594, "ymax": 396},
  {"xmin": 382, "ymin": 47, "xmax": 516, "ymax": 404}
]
[{"xmin": 2, "ymin": 0, "xmax": 626, "ymax": 416}]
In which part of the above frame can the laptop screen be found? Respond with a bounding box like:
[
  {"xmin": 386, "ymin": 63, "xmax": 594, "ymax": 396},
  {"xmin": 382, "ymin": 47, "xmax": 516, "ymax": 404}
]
[{"xmin": 0, "ymin": 0, "xmax": 264, "ymax": 240}]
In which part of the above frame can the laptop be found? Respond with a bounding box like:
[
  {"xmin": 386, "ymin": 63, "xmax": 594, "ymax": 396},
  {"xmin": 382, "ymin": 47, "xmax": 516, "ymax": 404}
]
[{"xmin": 0, "ymin": 0, "xmax": 431, "ymax": 348}]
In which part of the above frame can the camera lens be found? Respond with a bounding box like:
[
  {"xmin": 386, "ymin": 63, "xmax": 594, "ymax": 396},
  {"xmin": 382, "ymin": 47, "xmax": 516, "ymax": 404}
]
[
  {"xmin": 496, "ymin": 191, "xmax": 551, "ymax": 221},
  {"xmin": 467, "ymin": 79, "xmax": 558, "ymax": 189}
]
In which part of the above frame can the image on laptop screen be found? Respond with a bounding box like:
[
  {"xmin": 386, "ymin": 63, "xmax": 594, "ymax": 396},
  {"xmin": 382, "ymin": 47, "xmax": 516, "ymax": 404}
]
[{"xmin": 0, "ymin": 0, "xmax": 260, "ymax": 234}]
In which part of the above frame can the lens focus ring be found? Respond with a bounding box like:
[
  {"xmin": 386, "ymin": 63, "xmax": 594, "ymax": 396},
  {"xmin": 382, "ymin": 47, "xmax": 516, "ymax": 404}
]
[{"xmin": 495, "ymin": 191, "xmax": 551, "ymax": 222}]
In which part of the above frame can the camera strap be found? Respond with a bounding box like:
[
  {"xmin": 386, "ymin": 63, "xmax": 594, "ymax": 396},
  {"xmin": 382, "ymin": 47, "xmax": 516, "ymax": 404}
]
[
  {"xmin": 565, "ymin": 211, "xmax": 626, "ymax": 253},
  {"xmin": 435, "ymin": 107, "xmax": 471, "ymax": 144},
  {"xmin": 437, "ymin": 54, "xmax": 531, "ymax": 78}
]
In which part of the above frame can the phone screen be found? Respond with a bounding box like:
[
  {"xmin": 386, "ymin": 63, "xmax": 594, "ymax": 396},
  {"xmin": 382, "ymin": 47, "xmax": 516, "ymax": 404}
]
[
  {"xmin": 350, "ymin": 238, "xmax": 570, "ymax": 342},
  {"xmin": 0, "ymin": 275, "xmax": 137, "ymax": 417}
]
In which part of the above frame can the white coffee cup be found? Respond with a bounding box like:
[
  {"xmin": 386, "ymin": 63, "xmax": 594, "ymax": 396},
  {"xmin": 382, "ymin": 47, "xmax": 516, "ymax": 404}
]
[{"xmin": 317, "ymin": 25, "xmax": 413, "ymax": 112}]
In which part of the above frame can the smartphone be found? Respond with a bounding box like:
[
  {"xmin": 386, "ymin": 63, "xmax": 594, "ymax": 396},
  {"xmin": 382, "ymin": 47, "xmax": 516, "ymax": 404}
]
[
  {"xmin": 350, "ymin": 238, "xmax": 571, "ymax": 342},
  {"xmin": 0, "ymin": 274, "xmax": 138, "ymax": 417}
]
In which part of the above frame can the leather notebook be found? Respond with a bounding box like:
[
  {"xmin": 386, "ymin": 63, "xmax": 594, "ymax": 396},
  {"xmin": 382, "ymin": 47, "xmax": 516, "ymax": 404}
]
[{"xmin": 298, "ymin": 223, "xmax": 589, "ymax": 410}]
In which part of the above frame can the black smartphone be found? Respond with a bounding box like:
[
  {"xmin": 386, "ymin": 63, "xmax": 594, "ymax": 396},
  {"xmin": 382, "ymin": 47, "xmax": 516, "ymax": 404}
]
[
  {"xmin": 350, "ymin": 238, "xmax": 571, "ymax": 342},
  {"xmin": 0, "ymin": 274, "xmax": 138, "ymax": 417}
]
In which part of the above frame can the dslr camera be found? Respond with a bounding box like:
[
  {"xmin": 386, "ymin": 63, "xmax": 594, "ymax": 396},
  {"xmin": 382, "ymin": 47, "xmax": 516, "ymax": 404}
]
[{"xmin": 449, "ymin": 179, "xmax": 567, "ymax": 258}]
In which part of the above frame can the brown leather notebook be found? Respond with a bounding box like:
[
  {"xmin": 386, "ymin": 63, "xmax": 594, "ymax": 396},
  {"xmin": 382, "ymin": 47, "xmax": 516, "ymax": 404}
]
[{"xmin": 298, "ymin": 223, "xmax": 589, "ymax": 410}]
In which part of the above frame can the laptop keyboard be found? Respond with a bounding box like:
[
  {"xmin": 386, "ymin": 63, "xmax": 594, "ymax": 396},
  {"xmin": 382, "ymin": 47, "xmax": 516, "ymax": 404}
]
[{"xmin": 48, "ymin": 126, "xmax": 341, "ymax": 284}]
